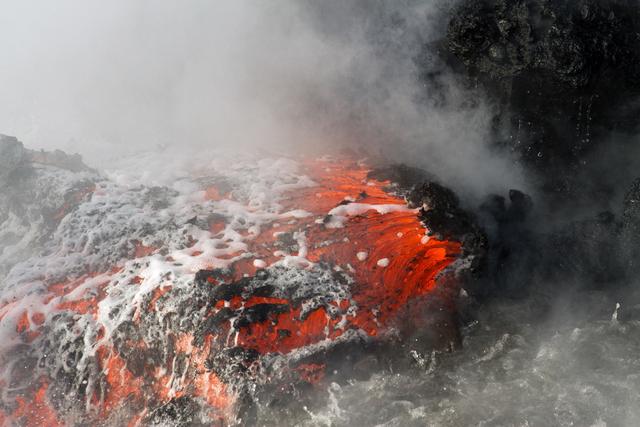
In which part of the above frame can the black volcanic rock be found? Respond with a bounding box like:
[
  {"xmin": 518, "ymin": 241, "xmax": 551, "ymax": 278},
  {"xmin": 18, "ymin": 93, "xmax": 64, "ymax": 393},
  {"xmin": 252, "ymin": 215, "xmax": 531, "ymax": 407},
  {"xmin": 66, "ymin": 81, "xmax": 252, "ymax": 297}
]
[
  {"xmin": 444, "ymin": 0, "xmax": 640, "ymax": 204},
  {"xmin": 478, "ymin": 175, "xmax": 640, "ymax": 296},
  {"xmin": 367, "ymin": 164, "xmax": 436, "ymax": 193},
  {"xmin": 448, "ymin": 0, "xmax": 640, "ymax": 88},
  {"xmin": 477, "ymin": 190, "xmax": 538, "ymax": 295},
  {"xmin": 408, "ymin": 181, "xmax": 488, "ymax": 278},
  {"xmin": 409, "ymin": 182, "xmax": 473, "ymax": 240}
]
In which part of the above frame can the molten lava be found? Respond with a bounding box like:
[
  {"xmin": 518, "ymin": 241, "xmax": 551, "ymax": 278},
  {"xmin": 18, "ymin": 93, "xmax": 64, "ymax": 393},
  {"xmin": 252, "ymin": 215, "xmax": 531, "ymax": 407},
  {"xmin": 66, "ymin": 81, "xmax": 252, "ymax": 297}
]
[
  {"xmin": 213, "ymin": 159, "xmax": 461, "ymax": 352},
  {"xmin": 0, "ymin": 156, "xmax": 461, "ymax": 426}
]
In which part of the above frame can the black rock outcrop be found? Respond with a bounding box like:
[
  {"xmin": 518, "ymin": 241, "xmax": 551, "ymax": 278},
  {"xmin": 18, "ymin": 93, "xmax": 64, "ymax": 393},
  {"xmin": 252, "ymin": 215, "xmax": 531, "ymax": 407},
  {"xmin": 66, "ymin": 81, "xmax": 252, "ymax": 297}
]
[{"xmin": 444, "ymin": 0, "xmax": 640, "ymax": 205}]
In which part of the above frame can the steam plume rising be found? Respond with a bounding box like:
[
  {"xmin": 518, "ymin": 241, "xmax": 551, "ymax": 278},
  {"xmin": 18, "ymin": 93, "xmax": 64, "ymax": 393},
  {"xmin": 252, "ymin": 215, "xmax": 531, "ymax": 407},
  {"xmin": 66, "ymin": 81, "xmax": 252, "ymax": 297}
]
[{"xmin": 0, "ymin": 0, "xmax": 524, "ymax": 197}]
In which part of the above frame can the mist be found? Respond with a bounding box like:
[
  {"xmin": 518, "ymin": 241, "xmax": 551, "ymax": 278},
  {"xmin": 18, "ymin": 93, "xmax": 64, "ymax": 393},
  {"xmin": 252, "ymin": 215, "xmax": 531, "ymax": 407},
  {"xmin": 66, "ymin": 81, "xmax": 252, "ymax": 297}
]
[{"xmin": 0, "ymin": 0, "xmax": 525, "ymax": 197}]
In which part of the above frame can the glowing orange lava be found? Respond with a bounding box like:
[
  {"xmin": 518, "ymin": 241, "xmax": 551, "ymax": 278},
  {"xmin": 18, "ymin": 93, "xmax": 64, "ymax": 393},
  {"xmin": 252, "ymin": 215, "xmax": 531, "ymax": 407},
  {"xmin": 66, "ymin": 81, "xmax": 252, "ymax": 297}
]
[
  {"xmin": 206, "ymin": 158, "xmax": 461, "ymax": 355},
  {"xmin": 2, "ymin": 157, "xmax": 461, "ymax": 426}
]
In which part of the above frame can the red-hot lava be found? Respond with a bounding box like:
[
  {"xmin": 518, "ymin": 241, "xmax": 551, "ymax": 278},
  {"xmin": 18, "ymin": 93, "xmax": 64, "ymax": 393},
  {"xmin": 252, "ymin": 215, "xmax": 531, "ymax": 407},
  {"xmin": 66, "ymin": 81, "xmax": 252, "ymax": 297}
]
[
  {"xmin": 217, "ymin": 159, "xmax": 461, "ymax": 351},
  {"xmin": 0, "ymin": 157, "xmax": 461, "ymax": 426}
]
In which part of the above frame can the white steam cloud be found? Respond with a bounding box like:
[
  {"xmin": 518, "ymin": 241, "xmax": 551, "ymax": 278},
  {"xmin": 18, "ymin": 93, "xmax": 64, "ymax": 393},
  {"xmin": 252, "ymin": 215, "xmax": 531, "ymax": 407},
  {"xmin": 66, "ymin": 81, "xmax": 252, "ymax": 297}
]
[{"xmin": 0, "ymin": 0, "xmax": 525, "ymax": 196}]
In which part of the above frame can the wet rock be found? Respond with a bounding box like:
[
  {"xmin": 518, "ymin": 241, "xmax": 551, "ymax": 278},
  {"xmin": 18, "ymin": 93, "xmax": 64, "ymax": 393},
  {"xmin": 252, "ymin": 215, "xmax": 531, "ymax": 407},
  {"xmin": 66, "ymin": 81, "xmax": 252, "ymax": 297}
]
[{"xmin": 293, "ymin": 333, "xmax": 375, "ymax": 381}]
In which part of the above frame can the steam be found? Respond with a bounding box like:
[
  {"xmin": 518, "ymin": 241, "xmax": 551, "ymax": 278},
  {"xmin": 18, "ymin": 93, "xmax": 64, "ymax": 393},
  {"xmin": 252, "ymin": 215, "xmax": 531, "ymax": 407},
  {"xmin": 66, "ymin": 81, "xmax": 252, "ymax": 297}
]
[
  {"xmin": 0, "ymin": 0, "xmax": 524, "ymax": 197},
  {"xmin": 3, "ymin": 2, "xmax": 640, "ymax": 425}
]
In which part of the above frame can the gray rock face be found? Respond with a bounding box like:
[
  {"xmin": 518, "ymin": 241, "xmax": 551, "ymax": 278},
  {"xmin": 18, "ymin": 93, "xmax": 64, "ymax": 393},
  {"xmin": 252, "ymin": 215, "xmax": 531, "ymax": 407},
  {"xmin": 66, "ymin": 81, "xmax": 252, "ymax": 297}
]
[
  {"xmin": 0, "ymin": 134, "xmax": 28, "ymax": 182},
  {"xmin": 28, "ymin": 148, "xmax": 93, "ymax": 173},
  {"xmin": 0, "ymin": 135, "xmax": 98, "ymax": 280}
]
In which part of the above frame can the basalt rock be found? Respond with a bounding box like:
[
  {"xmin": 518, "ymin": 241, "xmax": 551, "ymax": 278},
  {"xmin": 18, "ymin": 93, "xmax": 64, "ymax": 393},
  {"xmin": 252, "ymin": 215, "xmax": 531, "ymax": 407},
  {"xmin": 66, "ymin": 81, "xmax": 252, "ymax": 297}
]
[
  {"xmin": 476, "ymin": 189, "xmax": 538, "ymax": 296},
  {"xmin": 408, "ymin": 181, "xmax": 488, "ymax": 280},
  {"xmin": 367, "ymin": 164, "xmax": 436, "ymax": 193},
  {"xmin": 477, "ymin": 176, "xmax": 640, "ymax": 296},
  {"xmin": 443, "ymin": 0, "xmax": 640, "ymax": 205}
]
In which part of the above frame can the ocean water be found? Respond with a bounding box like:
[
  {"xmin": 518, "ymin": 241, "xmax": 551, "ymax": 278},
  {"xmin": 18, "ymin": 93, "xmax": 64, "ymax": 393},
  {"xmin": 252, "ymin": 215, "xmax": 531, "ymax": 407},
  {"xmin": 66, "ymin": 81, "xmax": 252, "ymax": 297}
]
[{"xmin": 283, "ymin": 289, "xmax": 640, "ymax": 427}]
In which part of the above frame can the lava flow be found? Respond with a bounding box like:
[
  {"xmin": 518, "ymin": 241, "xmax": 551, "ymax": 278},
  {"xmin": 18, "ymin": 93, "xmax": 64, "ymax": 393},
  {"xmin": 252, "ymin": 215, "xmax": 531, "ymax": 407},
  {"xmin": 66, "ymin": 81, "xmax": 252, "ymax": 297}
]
[
  {"xmin": 214, "ymin": 158, "xmax": 462, "ymax": 352},
  {"xmin": 0, "ymin": 155, "xmax": 462, "ymax": 426}
]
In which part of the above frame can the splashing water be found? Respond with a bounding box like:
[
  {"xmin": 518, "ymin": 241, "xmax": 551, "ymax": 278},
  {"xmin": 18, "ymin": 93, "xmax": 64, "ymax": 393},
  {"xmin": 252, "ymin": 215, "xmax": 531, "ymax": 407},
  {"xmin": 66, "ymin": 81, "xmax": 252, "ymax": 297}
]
[{"xmin": 286, "ymin": 292, "xmax": 640, "ymax": 427}]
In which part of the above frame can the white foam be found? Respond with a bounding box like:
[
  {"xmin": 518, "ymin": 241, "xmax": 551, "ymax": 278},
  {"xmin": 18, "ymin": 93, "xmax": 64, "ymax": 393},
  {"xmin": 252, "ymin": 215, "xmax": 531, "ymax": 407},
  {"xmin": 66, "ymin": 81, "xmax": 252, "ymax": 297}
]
[
  {"xmin": 377, "ymin": 258, "xmax": 390, "ymax": 268},
  {"xmin": 0, "ymin": 152, "xmax": 320, "ymax": 410},
  {"xmin": 325, "ymin": 203, "xmax": 417, "ymax": 228},
  {"xmin": 253, "ymin": 259, "xmax": 267, "ymax": 269}
]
